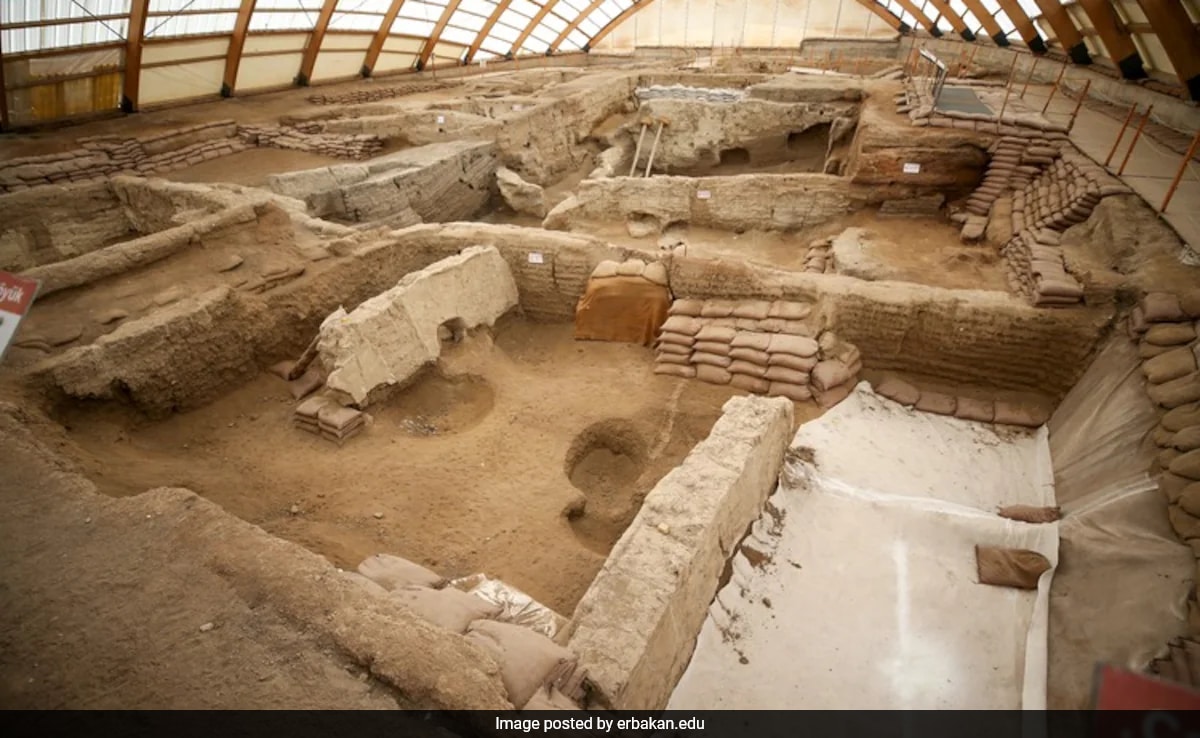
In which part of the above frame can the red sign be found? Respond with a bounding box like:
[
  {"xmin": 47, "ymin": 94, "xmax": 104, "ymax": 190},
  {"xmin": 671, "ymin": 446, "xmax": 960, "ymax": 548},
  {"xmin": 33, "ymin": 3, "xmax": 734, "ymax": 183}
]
[
  {"xmin": 1091, "ymin": 664, "xmax": 1200, "ymax": 738},
  {"xmin": 0, "ymin": 271, "xmax": 37, "ymax": 316}
]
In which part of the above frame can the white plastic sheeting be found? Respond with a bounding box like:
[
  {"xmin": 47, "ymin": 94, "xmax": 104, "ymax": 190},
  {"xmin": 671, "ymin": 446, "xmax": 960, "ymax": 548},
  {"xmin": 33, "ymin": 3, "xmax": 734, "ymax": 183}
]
[{"xmin": 669, "ymin": 383, "xmax": 1057, "ymax": 709}]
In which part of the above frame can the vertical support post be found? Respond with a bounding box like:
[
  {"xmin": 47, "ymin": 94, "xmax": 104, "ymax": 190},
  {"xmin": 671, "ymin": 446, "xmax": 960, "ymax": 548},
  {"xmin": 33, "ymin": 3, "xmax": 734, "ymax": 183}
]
[
  {"xmin": 1020, "ymin": 55, "xmax": 1039, "ymax": 98},
  {"xmin": 0, "ymin": 30, "xmax": 9, "ymax": 131},
  {"xmin": 629, "ymin": 122, "xmax": 648, "ymax": 177},
  {"xmin": 1118, "ymin": 104, "xmax": 1154, "ymax": 176},
  {"xmin": 964, "ymin": 43, "xmax": 979, "ymax": 75},
  {"xmin": 997, "ymin": 53, "xmax": 1019, "ymax": 128},
  {"xmin": 1160, "ymin": 129, "xmax": 1200, "ymax": 213},
  {"xmin": 1105, "ymin": 103, "xmax": 1139, "ymax": 166},
  {"xmin": 1041, "ymin": 62, "xmax": 1066, "ymax": 115},
  {"xmin": 1067, "ymin": 79, "xmax": 1091, "ymax": 132},
  {"xmin": 644, "ymin": 121, "xmax": 665, "ymax": 178}
]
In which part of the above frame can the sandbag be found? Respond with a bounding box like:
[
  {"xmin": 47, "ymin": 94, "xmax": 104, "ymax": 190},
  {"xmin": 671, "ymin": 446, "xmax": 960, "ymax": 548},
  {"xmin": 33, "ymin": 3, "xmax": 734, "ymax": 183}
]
[
  {"xmin": 992, "ymin": 401, "xmax": 1048, "ymax": 428},
  {"xmin": 764, "ymin": 365, "xmax": 809, "ymax": 385},
  {"xmin": 1169, "ymin": 449, "xmax": 1200, "ymax": 482},
  {"xmin": 691, "ymin": 351, "xmax": 732, "ymax": 368},
  {"xmin": 768, "ymin": 352, "xmax": 818, "ymax": 372},
  {"xmin": 729, "ymin": 360, "xmax": 767, "ymax": 378},
  {"xmin": 465, "ymin": 619, "xmax": 577, "ymax": 708},
  {"xmin": 1163, "ymin": 403, "xmax": 1200, "ymax": 432},
  {"xmin": 700, "ymin": 300, "xmax": 737, "ymax": 318},
  {"xmin": 670, "ymin": 299, "xmax": 704, "ymax": 317},
  {"xmin": 997, "ymin": 505, "xmax": 1062, "ymax": 524},
  {"xmin": 811, "ymin": 360, "xmax": 853, "ymax": 392},
  {"xmin": 643, "ymin": 262, "xmax": 668, "ymax": 287},
  {"xmin": 730, "ymin": 374, "xmax": 770, "ymax": 394},
  {"xmin": 875, "ymin": 376, "xmax": 919, "ymax": 406},
  {"xmin": 696, "ymin": 325, "xmax": 737, "ymax": 344},
  {"xmin": 1160, "ymin": 472, "xmax": 1191, "ymax": 504},
  {"xmin": 1179, "ymin": 290, "xmax": 1200, "ymax": 318},
  {"xmin": 1181, "ymin": 484, "xmax": 1200, "ymax": 517},
  {"xmin": 1143, "ymin": 347, "xmax": 1197, "ymax": 385},
  {"xmin": 815, "ymin": 382, "xmax": 854, "ymax": 409},
  {"xmin": 654, "ymin": 363, "xmax": 696, "ymax": 379},
  {"xmin": 661, "ymin": 315, "xmax": 702, "ymax": 336},
  {"xmin": 915, "ymin": 391, "xmax": 957, "ymax": 416},
  {"xmin": 694, "ymin": 339, "xmax": 732, "ymax": 356},
  {"xmin": 657, "ymin": 331, "xmax": 695, "ymax": 348},
  {"xmin": 955, "ymin": 397, "xmax": 995, "ymax": 423},
  {"xmin": 696, "ymin": 365, "xmax": 732, "ymax": 385},
  {"xmin": 357, "ymin": 553, "xmax": 446, "ymax": 591},
  {"xmin": 615, "ymin": 260, "xmax": 645, "ymax": 277},
  {"xmin": 1144, "ymin": 322, "xmax": 1197, "ymax": 347},
  {"xmin": 730, "ymin": 332, "xmax": 772, "ymax": 352},
  {"xmin": 656, "ymin": 342, "xmax": 691, "ymax": 356},
  {"xmin": 729, "ymin": 347, "xmax": 770, "ymax": 365},
  {"xmin": 767, "ymin": 301, "xmax": 811, "ymax": 320},
  {"xmin": 975, "ymin": 546, "xmax": 1051, "ymax": 590},
  {"xmin": 656, "ymin": 352, "xmax": 691, "ymax": 366},
  {"xmin": 590, "ymin": 260, "xmax": 619, "ymax": 279},
  {"xmin": 767, "ymin": 334, "xmax": 819, "ymax": 358},
  {"xmin": 391, "ymin": 585, "xmax": 501, "ymax": 633},
  {"xmin": 1171, "ymin": 426, "xmax": 1200, "ymax": 452},
  {"xmin": 1148, "ymin": 373, "xmax": 1200, "ymax": 409},
  {"xmin": 1142, "ymin": 292, "xmax": 1186, "ymax": 322},
  {"xmin": 731, "ymin": 301, "xmax": 771, "ymax": 321},
  {"xmin": 769, "ymin": 382, "xmax": 812, "ymax": 402}
]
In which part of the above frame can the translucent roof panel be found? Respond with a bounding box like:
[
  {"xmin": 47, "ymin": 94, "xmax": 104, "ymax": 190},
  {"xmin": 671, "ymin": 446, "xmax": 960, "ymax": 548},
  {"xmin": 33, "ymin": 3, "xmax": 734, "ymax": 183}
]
[
  {"xmin": 2, "ymin": 0, "xmax": 132, "ymax": 54},
  {"xmin": 248, "ymin": 0, "xmax": 326, "ymax": 32},
  {"xmin": 145, "ymin": 0, "xmax": 243, "ymax": 39}
]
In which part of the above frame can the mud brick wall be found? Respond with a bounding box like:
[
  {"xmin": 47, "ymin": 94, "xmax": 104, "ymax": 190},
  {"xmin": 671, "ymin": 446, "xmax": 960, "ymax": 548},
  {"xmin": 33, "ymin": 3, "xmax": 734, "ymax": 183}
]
[
  {"xmin": 0, "ymin": 182, "xmax": 133, "ymax": 271},
  {"xmin": 306, "ymin": 80, "xmax": 460, "ymax": 106},
  {"xmin": 0, "ymin": 120, "xmax": 384, "ymax": 194},
  {"xmin": 665, "ymin": 258, "xmax": 1103, "ymax": 399}
]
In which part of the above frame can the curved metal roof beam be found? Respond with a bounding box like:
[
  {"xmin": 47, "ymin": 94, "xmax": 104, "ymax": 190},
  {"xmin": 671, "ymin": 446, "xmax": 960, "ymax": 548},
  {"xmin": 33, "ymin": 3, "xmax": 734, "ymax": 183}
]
[
  {"xmin": 1135, "ymin": 0, "xmax": 1200, "ymax": 100},
  {"xmin": 1076, "ymin": 0, "xmax": 1146, "ymax": 79},
  {"xmin": 1030, "ymin": 0, "xmax": 1091, "ymax": 63},
  {"xmin": 362, "ymin": 0, "xmax": 407, "ymax": 77},
  {"xmin": 297, "ymin": 0, "xmax": 339, "ymax": 86},
  {"xmin": 549, "ymin": 0, "xmax": 605, "ymax": 53}
]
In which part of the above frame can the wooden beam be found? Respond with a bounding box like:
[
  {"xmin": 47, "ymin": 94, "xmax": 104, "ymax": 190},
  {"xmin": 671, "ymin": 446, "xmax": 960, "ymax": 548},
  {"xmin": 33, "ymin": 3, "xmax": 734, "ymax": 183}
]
[
  {"xmin": 995, "ymin": 0, "xmax": 1046, "ymax": 52},
  {"xmin": 586, "ymin": 0, "xmax": 655, "ymax": 50},
  {"xmin": 1135, "ymin": 0, "xmax": 1200, "ymax": 101},
  {"xmin": 924, "ymin": 1, "xmax": 971, "ymax": 39},
  {"xmin": 888, "ymin": 0, "xmax": 940, "ymax": 36},
  {"xmin": 362, "ymin": 0, "xmax": 406, "ymax": 77},
  {"xmin": 122, "ymin": 0, "xmax": 152, "ymax": 112},
  {"xmin": 510, "ymin": 0, "xmax": 562, "ymax": 57},
  {"xmin": 1030, "ymin": 0, "xmax": 1091, "ymax": 63},
  {"xmin": 465, "ymin": 0, "xmax": 512, "ymax": 64},
  {"xmin": 961, "ymin": 0, "xmax": 1006, "ymax": 44},
  {"xmin": 223, "ymin": 0, "xmax": 258, "ymax": 96},
  {"xmin": 1077, "ymin": 0, "xmax": 1145, "ymax": 79},
  {"xmin": 297, "ymin": 0, "xmax": 339, "ymax": 85},
  {"xmin": 549, "ymin": 0, "xmax": 605, "ymax": 53},
  {"xmin": 416, "ymin": 0, "xmax": 462, "ymax": 70}
]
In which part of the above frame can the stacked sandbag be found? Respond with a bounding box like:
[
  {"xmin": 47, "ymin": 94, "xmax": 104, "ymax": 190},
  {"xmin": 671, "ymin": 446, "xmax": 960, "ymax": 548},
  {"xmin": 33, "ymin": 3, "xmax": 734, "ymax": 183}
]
[
  {"xmin": 1001, "ymin": 227, "xmax": 1082, "ymax": 307},
  {"xmin": 802, "ymin": 238, "xmax": 833, "ymax": 274},
  {"xmin": 588, "ymin": 257, "xmax": 668, "ymax": 286},
  {"xmin": 466, "ymin": 619, "xmax": 586, "ymax": 711},
  {"xmin": 870, "ymin": 373, "xmax": 1049, "ymax": 428},
  {"xmin": 293, "ymin": 395, "xmax": 368, "ymax": 444},
  {"xmin": 653, "ymin": 298, "xmax": 865, "ymax": 408},
  {"xmin": 963, "ymin": 137, "xmax": 1034, "ymax": 218}
]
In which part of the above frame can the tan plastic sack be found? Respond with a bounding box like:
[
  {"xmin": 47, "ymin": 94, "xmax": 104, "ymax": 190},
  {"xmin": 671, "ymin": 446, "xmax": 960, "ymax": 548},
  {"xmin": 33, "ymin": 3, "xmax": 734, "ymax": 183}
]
[
  {"xmin": 357, "ymin": 553, "xmax": 446, "ymax": 591},
  {"xmin": 466, "ymin": 619, "xmax": 577, "ymax": 708},
  {"xmin": 390, "ymin": 585, "xmax": 502, "ymax": 633}
]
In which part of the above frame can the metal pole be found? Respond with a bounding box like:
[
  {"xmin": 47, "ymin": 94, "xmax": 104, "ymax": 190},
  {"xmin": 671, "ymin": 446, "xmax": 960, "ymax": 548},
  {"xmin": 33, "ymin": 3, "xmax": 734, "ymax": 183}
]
[
  {"xmin": 644, "ymin": 121, "xmax": 664, "ymax": 178},
  {"xmin": 629, "ymin": 122, "xmax": 648, "ymax": 178},
  {"xmin": 1041, "ymin": 62, "xmax": 1066, "ymax": 115},
  {"xmin": 1160, "ymin": 128, "xmax": 1200, "ymax": 213},
  {"xmin": 1019, "ymin": 55, "xmax": 1039, "ymax": 99},
  {"xmin": 1105, "ymin": 103, "xmax": 1139, "ymax": 167},
  {"xmin": 1118, "ymin": 104, "xmax": 1154, "ymax": 176},
  {"xmin": 1067, "ymin": 79, "xmax": 1091, "ymax": 133}
]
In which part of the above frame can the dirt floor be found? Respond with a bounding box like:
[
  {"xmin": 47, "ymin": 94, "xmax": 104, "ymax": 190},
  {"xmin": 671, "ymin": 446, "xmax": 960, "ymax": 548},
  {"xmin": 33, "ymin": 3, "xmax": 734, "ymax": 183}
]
[{"xmin": 52, "ymin": 317, "xmax": 754, "ymax": 615}]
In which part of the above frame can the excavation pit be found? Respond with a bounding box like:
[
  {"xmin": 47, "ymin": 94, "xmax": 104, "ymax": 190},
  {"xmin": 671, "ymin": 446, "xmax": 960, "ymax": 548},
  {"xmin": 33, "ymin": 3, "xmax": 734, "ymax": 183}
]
[{"xmin": 564, "ymin": 419, "xmax": 650, "ymax": 553}]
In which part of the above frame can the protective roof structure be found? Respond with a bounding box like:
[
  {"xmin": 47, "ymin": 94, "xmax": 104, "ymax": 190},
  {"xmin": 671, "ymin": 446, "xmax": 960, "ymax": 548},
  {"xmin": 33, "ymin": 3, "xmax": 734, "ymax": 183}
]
[{"xmin": 0, "ymin": 0, "xmax": 1197, "ymax": 116}]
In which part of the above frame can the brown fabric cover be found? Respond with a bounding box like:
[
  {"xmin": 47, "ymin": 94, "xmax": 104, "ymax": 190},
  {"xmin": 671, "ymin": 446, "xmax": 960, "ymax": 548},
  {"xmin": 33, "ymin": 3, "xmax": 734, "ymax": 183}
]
[
  {"xmin": 391, "ymin": 586, "xmax": 502, "ymax": 633},
  {"xmin": 574, "ymin": 276, "xmax": 671, "ymax": 347},
  {"xmin": 975, "ymin": 546, "xmax": 1051, "ymax": 590},
  {"xmin": 997, "ymin": 505, "xmax": 1062, "ymax": 524},
  {"xmin": 357, "ymin": 553, "xmax": 446, "ymax": 591},
  {"xmin": 654, "ymin": 363, "xmax": 696, "ymax": 379},
  {"xmin": 465, "ymin": 619, "xmax": 577, "ymax": 708}
]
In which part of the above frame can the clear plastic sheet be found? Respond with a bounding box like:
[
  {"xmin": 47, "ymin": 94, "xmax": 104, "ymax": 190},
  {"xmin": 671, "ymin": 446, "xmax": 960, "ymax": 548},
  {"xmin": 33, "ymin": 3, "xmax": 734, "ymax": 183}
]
[{"xmin": 450, "ymin": 574, "xmax": 566, "ymax": 640}]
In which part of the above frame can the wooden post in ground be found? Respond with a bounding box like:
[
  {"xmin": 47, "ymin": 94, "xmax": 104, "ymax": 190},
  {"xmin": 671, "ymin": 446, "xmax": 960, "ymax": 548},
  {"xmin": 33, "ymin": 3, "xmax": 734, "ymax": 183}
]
[
  {"xmin": 1105, "ymin": 102, "xmax": 1139, "ymax": 166},
  {"xmin": 1067, "ymin": 79, "xmax": 1091, "ymax": 132},
  {"xmin": 996, "ymin": 52, "xmax": 1020, "ymax": 130},
  {"xmin": 644, "ymin": 119, "xmax": 666, "ymax": 177},
  {"xmin": 1118, "ymin": 104, "xmax": 1154, "ymax": 176},
  {"xmin": 1020, "ymin": 55, "xmax": 1039, "ymax": 98},
  {"xmin": 629, "ymin": 122, "xmax": 649, "ymax": 177},
  {"xmin": 1041, "ymin": 62, "xmax": 1066, "ymax": 115},
  {"xmin": 1160, "ymin": 129, "xmax": 1200, "ymax": 213}
]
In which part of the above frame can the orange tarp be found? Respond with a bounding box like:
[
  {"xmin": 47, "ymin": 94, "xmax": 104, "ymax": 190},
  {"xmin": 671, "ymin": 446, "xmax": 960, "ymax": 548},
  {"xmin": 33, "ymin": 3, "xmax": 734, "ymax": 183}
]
[{"xmin": 573, "ymin": 276, "xmax": 671, "ymax": 347}]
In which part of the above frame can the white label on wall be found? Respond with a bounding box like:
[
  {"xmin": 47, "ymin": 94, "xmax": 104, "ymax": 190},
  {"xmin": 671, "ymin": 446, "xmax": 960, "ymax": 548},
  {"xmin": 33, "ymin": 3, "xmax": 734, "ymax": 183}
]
[
  {"xmin": 512, "ymin": 104, "xmax": 523, "ymax": 111},
  {"xmin": 436, "ymin": 115, "xmax": 446, "ymax": 125},
  {"xmin": 903, "ymin": 162, "xmax": 921, "ymax": 174},
  {"xmin": 528, "ymin": 252, "xmax": 545, "ymax": 265},
  {"xmin": 697, "ymin": 190, "xmax": 712, "ymax": 200}
]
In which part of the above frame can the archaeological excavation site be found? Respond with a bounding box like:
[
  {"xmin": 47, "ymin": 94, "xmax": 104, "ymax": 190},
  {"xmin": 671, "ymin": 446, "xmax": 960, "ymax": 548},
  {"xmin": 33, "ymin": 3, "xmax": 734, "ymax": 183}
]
[{"xmin": 2, "ymin": 0, "xmax": 1200, "ymax": 718}]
